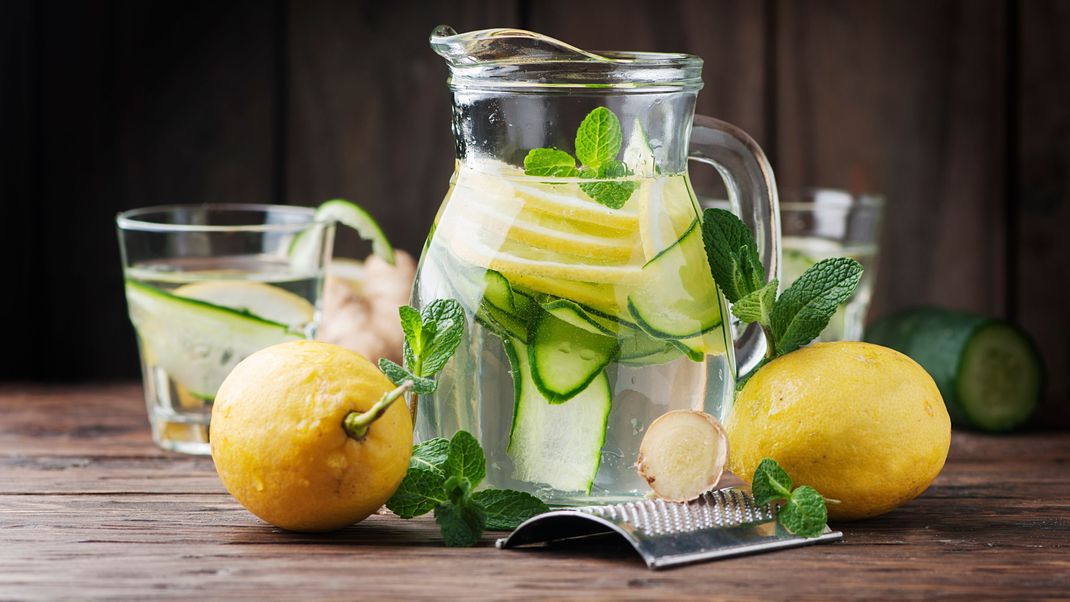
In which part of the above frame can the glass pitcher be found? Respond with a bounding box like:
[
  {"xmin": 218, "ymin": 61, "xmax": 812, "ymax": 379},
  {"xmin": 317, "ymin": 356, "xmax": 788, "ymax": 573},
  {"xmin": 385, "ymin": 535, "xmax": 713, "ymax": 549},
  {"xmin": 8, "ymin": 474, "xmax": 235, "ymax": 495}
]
[{"xmin": 413, "ymin": 26, "xmax": 780, "ymax": 504}]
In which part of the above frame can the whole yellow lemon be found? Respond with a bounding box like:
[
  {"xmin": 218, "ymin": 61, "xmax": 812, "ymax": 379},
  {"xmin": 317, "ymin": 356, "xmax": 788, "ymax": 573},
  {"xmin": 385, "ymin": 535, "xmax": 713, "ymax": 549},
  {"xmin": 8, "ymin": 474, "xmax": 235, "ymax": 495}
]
[
  {"xmin": 211, "ymin": 340, "xmax": 412, "ymax": 532},
  {"xmin": 727, "ymin": 342, "xmax": 950, "ymax": 521}
]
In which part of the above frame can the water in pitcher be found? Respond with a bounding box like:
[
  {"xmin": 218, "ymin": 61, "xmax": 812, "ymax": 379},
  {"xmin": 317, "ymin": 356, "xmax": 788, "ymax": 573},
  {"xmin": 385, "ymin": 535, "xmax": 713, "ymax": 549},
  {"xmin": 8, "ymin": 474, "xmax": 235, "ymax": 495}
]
[{"xmin": 413, "ymin": 162, "xmax": 735, "ymax": 504}]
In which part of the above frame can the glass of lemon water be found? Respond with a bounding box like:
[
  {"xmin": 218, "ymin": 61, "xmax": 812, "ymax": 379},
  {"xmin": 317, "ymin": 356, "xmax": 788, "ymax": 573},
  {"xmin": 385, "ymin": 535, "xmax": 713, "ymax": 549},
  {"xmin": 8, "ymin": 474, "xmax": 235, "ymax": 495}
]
[
  {"xmin": 780, "ymin": 189, "xmax": 884, "ymax": 341},
  {"xmin": 117, "ymin": 205, "xmax": 335, "ymax": 454}
]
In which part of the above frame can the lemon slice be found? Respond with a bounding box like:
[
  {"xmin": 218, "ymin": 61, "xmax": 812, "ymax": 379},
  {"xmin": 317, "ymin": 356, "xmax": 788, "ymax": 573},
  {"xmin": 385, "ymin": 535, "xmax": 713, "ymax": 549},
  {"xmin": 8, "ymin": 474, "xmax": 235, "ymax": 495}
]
[
  {"xmin": 451, "ymin": 196, "xmax": 638, "ymax": 263},
  {"xmin": 453, "ymin": 165, "xmax": 640, "ymax": 236},
  {"xmin": 638, "ymin": 176, "xmax": 699, "ymax": 261},
  {"xmin": 174, "ymin": 281, "xmax": 315, "ymax": 330},
  {"xmin": 449, "ymin": 231, "xmax": 642, "ymax": 285},
  {"xmin": 513, "ymin": 183, "xmax": 640, "ymax": 231}
]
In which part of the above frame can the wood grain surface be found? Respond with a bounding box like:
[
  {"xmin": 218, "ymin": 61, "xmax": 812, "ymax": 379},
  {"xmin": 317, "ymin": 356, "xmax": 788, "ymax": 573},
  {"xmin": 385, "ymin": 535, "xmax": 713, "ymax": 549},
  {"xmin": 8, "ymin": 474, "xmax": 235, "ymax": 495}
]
[{"xmin": 1, "ymin": 384, "xmax": 1067, "ymax": 600}]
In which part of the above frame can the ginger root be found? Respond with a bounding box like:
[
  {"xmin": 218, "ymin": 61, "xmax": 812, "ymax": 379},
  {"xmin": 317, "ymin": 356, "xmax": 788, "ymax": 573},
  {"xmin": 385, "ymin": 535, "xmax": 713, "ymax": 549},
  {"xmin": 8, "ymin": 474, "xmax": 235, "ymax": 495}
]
[
  {"xmin": 317, "ymin": 251, "xmax": 416, "ymax": 365},
  {"xmin": 636, "ymin": 410, "xmax": 729, "ymax": 502}
]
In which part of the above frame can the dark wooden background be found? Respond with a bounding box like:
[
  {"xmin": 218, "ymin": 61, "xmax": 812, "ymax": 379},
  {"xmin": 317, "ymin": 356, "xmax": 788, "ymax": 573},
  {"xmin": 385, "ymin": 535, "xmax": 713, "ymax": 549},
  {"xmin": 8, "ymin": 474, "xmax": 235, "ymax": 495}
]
[{"xmin": 2, "ymin": 0, "xmax": 1067, "ymax": 425}]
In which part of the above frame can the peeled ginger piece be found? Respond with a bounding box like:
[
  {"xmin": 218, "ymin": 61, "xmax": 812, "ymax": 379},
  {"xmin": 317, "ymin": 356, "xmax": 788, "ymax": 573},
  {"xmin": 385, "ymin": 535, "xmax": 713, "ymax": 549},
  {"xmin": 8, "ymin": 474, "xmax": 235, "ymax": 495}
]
[{"xmin": 636, "ymin": 410, "xmax": 729, "ymax": 502}]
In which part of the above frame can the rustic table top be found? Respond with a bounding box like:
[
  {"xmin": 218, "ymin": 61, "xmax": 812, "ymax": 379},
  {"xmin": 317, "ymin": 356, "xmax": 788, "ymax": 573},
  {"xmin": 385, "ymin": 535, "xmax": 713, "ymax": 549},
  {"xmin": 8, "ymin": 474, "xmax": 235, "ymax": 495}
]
[{"xmin": 1, "ymin": 384, "xmax": 1068, "ymax": 600}]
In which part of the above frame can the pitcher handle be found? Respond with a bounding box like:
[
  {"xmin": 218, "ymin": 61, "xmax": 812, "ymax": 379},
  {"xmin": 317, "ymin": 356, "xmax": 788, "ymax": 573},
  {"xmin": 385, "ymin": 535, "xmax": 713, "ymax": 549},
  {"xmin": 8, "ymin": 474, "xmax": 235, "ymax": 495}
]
[{"xmin": 688, "ymin": 115, "xmax": 781, "ymax": 378}]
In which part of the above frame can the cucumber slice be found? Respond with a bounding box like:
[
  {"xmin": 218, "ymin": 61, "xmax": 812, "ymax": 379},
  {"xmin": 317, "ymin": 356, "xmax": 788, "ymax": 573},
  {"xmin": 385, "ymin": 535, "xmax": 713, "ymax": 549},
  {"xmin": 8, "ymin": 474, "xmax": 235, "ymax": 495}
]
[
  {"xmin": 480, "ymin": 302, "xmax": 531, "ymax": 343},
  {"xmin": 620, "ymin": 336, "xmax": 684, "ymax": 366},
  {"xmin": 482, "ymin": 269, "xmax": 538, "ymax": 320},
  {"xmin": 528, "ymin": 311, "xmax": 619, "ymax": 404},
  {"xmin": 627, "ymin": 220, "xmax": 722, "ymax": 339},
  {"xmin": 291, "ymin": 199, "xmax": 395, "ymax": 266},
  {"xmin": 540, "ymin": 298, "xmax": 619, "ymax": 337},
  {"xmin": 172, "ymin": 281, "xmax": 314, "ymax": 331},
  {"xmin": 537, "ymin": 296, "xmax": 682, "ymax": 365},
  {"xmin": 866, "ymin": 308, "xmax": 1044, "ymax": 432},
  {"xmin": 125, "ymin": 281, "xmax": 303, "ymax": 398},
  {"xmin": 506, "ymin": 339, "xmax": 611, "ymax": 494},
  {"xmin": 623, "ymin": 117, "xmax": 657, "ymax": 177}
]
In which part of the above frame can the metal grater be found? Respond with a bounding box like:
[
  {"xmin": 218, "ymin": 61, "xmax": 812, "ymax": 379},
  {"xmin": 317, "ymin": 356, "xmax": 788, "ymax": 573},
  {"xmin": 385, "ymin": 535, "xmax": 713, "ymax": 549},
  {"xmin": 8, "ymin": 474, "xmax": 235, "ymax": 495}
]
[{"xmin": 496, "ymin": 487, "xmax": 842, "ymax": 569}]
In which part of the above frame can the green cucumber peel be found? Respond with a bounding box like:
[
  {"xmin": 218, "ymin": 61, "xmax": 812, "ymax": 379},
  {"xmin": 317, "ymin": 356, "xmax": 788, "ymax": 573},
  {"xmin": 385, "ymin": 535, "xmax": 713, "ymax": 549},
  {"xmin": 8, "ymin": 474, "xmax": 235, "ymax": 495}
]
[{"xmin": 385, "ymin": 430, "xmax": 550, "ymax": 547}]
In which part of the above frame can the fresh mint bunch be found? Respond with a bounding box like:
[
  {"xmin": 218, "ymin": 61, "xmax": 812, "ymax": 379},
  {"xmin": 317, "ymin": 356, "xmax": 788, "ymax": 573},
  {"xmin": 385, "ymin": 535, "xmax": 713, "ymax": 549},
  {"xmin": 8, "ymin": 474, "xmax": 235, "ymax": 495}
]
[
  {"xmin": 523, "ymin": 107, "xmax": 637, "ymax": 209},
  {"xmin": 379, "ymin": 299, "xmax": 464, "ymax": 395},
  {"xmin": 701, "ymin": 208, "xmax": 863, "ymax": 383},
  {"xmin": 751, "ymin": 458, "xmax": 828, "ymax": 538},
  {"xmin": 386, "ymin": 431, "xmax": 549, "ymax": 547}
]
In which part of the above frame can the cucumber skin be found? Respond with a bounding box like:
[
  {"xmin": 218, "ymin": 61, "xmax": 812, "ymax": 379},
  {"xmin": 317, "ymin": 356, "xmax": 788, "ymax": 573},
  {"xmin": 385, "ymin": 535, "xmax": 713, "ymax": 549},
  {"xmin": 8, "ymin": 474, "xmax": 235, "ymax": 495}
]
[
  {"xmin": 527, "ymin": 311, "xmax": 619, "ymax": 404},
  {"xmin": 865, "ymin": 307, "xmax": 1042, "ymax": 431}
]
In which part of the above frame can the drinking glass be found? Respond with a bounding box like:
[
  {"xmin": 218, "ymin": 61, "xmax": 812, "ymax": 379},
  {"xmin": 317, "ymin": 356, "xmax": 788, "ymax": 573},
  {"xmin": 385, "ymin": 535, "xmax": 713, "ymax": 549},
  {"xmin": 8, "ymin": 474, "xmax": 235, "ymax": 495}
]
[
  {"xmin": 780, "ymin": 189, "xmax": 883, "ymax": 341},
  {"xmin": 117, "ymin": 204, "xmax": 334, "ymax": 454}
]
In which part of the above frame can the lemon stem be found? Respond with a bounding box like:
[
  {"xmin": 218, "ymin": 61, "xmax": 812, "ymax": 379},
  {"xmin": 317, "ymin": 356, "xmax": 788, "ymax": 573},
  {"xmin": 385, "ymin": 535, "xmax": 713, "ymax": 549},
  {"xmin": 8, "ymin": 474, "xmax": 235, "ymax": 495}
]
[{"xmin": 343, "ymin": 382, "xmax": 412, "ymax": 441}]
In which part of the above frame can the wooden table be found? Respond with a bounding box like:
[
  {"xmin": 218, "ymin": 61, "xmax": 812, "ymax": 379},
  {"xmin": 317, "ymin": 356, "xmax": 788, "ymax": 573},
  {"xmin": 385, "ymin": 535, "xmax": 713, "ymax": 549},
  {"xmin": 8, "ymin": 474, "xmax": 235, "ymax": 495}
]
[{"xmin": 1, "ymin": 384, "xmax": 1068, "ymax": 600}]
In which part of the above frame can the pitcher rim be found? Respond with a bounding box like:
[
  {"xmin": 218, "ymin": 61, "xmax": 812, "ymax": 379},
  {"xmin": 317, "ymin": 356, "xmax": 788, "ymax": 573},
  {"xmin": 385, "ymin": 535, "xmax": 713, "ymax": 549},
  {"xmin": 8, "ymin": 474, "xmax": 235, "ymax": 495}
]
[{"xmin": 431, "ymin": 26, "xmax": 704, "ymax": 93}]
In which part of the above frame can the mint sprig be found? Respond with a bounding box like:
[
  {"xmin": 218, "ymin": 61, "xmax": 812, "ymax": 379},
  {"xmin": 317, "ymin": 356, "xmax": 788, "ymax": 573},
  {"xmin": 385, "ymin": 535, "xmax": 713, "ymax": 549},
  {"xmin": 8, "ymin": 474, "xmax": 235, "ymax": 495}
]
[
  {"xmin": 752, "ymin": 458, "xmax": 828, "ymax": 538},
  {"xmin": 379, "ymin": 299, "xmax": 464, "ymax": 396},
  {"xmin": 386, "ymin": 431, "xmax": 550, "ymax": 547},
  {"xmin": 575, "ymin": 107, "xmax": 622, "ymax": 168},
  {"xmin": 523, "ymin": 148, "xmax": 578, "ymax": 177},
  {"xmin": 701, "ymin": 208, "xmax": 863, "ymax": 383},
  {"xmin": 523, "ymin": 106, "xmax": 638, "ymax": 209}
]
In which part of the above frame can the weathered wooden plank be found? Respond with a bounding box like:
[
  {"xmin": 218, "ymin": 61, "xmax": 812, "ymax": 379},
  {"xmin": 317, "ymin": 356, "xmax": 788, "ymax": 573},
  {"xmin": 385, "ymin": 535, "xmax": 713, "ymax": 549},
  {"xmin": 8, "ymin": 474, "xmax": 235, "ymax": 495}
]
[
  {"xmin": 774, "ymin": 0, "xmax": 1008, "ymax": 320},
  {"xmin": 0, "ymin": 491, "xmax": 1067, "ymax": 600},
  {"xmin": 1017, "ymin": 0, "xmax": 1070, "ymax": 427},
  {"xmin": 0, "ymin": 384, "xmax": 162, "ymax": 457},
  {"xmin": 0, "ymin": 385, "xmax": 1068, "ymax": 599},
  {"xmin": 284, "ymin": 0, "xmax": 519, "ymax": 258}
]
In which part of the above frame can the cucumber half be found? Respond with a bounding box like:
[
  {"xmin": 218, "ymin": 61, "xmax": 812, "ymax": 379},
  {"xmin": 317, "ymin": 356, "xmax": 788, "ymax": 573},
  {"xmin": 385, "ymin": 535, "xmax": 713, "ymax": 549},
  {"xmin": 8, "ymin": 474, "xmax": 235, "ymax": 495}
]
[
  {"xmin": 627, "ymin": 220, "xmax": 723, "ymax": 339},
  {"xmin": 506, "ymin": 339, "xmax": 611, "ymax": 494},
  {"xmin": 125, "ymin": 281, "xmax": 304, "ymax": 398},
  {"xmin": 866, "ymin": 308, "xmax": 1044, "ymax": 432}
]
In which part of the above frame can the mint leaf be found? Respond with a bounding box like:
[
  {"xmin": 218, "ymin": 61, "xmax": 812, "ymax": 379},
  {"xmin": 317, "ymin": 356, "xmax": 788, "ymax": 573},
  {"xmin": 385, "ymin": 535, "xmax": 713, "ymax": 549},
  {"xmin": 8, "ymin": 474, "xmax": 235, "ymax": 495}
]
[
  {"xmin": 399, "ymin": 305, "xmax": 423, "ymax": 369},
  {"xmin": 446, "ymin": 430, "xmax": 486, "ymax": 488},
  {"xmin": 385, "ymin": 465, "xmax": 447, "ymax": 518},
  {"xmin": 750, "ymin": 458, "xmax": 828, "ymax": 538},
  {"xmin": 751, "ymin": 457, "xmax": 793, "ymax": 505},
  {"xmin": 770, "ymin": 257, "xmax": 863, "ymax": 355},
  {"xmin": 378, "ymin": 358, "xmax": 436, "ymax": 395},
  {"xmin": 443, "ymin": 475, "xmax": 472, "ymax": 505},
  {"xmin": 778, "ymin": 486, "xmax": 828, "ymax": 538},
  {"xmin": 472, "ymin": 489, "xmax": 549, "ymax": 531},
  {"xmin": 435, "ymin": 500, "xmax": 487, "ymax": 547},
  {"xmin": 579, "ymin": 160, "xmax": 636, "ymax": 209},
  {"xmin": 732, "ymin": 279, "xmax": 778, "ymax": 325},
  {"xmin": 391, "ymin": 430, "xmax": 551, "ymax": 546},
  {"xmin": 418, "ymin": 299, "xmax": 465, "ymax": 376},
  {"xmin": 701, "ymin": 208, "xmax": 764, "ymax": 303},
  {"xmin": 409, "ymin": 437, "xmax": 450, "ymax": 475},
  {"xmin": 575, "ymin": 107, "xmax": 622, "ymax": 168},
  {"xmin": 524, "ymin": 148, "xmax": 579, "ymax": 177}
]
